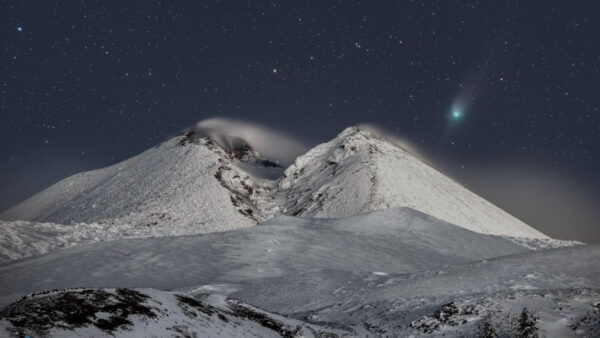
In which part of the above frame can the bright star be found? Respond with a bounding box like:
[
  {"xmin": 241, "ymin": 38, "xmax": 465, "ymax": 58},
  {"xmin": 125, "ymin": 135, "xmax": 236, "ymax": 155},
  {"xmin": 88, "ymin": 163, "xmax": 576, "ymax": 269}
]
[{"xmin": 17, "ymin": 26, "xmax": 23, "ymax": 32}]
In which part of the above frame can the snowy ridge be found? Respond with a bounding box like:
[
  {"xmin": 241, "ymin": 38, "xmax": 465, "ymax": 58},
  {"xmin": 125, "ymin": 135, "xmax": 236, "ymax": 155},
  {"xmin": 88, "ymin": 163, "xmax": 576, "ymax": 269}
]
[
  {"xmin": 278, "ymin": 127, "xmax": 547, "ymax": 238},
  {"xmin": 500, "ymin": 235, "xmax": 582, "ymax": 251}
]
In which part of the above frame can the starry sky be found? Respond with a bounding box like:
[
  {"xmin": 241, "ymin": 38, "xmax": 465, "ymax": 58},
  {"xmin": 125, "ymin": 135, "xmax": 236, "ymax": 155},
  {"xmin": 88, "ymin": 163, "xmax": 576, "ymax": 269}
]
[{"xmin": 2, "ymin": 1, "xmax": 599, "ymax": 241}]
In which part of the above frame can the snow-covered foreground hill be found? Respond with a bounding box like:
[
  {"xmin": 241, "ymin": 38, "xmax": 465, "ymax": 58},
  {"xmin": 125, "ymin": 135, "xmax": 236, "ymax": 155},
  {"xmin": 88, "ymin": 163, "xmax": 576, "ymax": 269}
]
[
  {"xmin": 0, "ymin": 288, "xmax": 349, "ymax": 338},
  {"xmin": 0, "ymin": 209, "xmax": 596, "ymax": 336},
  {"xmin": 0, "ymin": 208, "xmax": 545, "ymax": 306},
  {"xmin": 2, "ymin": 287, "xmax": 598, "ymax": 337},
  {"xmin": 1, "ymin": 126, "xmax": 547, "ymax": 240}
]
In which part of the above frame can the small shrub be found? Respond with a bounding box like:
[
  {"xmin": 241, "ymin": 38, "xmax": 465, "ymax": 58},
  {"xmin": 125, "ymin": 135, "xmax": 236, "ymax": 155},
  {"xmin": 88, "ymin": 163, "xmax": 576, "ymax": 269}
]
[
  {"xmin": 479, "ymin": 317, "xmax": 498, "ymax": 338},
  {"xmin": 517, "ymin": 307, "xmax": 539, "ymax": 338}
]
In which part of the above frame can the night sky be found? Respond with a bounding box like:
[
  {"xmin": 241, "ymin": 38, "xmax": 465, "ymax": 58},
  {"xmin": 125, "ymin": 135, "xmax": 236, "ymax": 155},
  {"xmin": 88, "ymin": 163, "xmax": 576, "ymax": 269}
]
[{"xmin": 2, "ymin": 1, "xmax": 599, "ymax": 241}]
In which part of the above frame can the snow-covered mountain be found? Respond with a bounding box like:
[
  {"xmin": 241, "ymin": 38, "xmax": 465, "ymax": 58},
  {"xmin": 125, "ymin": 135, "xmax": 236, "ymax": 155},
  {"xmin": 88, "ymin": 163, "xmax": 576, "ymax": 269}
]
[
  {"xmin": 278, "ymin": 127, "xmax": 546, "ymax": 238},
  {"xmin": 1, "ymin": 126, "xmax": 546, "ymax": 241},
  {"xmin": 0, "ymin": 130, "xmax": 282, "ymax": 234},
  {"xmin": 0, "ymin": 124, "xmax": 596, "ymax": 337}
]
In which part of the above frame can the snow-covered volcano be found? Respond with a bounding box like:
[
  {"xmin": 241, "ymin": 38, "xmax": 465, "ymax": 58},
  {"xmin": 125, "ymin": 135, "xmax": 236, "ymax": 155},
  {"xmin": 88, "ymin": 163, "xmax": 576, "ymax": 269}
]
[
  {"xmin": 278, "ymin": 127, "xmax": 546, "ymax": 238},
  {"xmin": 0, "ymin": 130, "xmax": 282, "ymax": 233},
  {"xmin": 0, "ymin": 122, "xmax": 595, "ymax": 336},
  {"xmin": 1, "ymin": 125, "xmax": 546, "ymax": 239}
]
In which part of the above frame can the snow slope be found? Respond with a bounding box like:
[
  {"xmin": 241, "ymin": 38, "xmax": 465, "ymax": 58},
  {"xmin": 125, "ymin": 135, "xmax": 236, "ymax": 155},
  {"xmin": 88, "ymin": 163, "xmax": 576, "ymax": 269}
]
[
  {"xmin": 278, "ymin": 127, "xmax": 547, "ymax": 238},
  {"xmin": 0, "ymin": 209, "xmax": 596, "ymax": 337},
  {"xmin": 272, "ymin": 244, "xmax": 600, "ymax": 337},
  {"xmin": 0, "ymin": 288, "xmax": 348, "ymax": 338},
  {"xmin": 0, "ymin": 208, "xmax": 556, "ymax": 307},
  {"xmin": 0, "ymin": 134, "xmax": 281, "ymax": 233}
]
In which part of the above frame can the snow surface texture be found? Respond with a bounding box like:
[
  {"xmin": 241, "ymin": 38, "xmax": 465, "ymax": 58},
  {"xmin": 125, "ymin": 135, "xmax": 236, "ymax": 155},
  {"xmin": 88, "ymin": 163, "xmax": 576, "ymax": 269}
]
[
  {"xmin": 0, "ymin": 208, "xmax": 535, "ymax": 305},
  {"xmin": 2, "ymin": 126, "xmax": 546, "ymax": 241},
  {"xmin": 0, "ymin": 209, "xmax": 597, "ymax": 336},
  {"xmin": 501, "ymin": 235, "xmax": 581, "ymax": 251},
  {"xmin": 0, "ymin": 288, "xmax": 348, "ymax": 338}
]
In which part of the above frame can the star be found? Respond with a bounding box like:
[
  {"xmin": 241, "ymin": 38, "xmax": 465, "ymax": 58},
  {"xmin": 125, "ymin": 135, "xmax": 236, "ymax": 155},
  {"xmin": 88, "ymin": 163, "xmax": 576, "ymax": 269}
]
[
  {"xmin": 272, "ymin": 68, "xmax": 278, "ymax": 74},
  {"xmin": 17, "ymin": 26, "xmax": 23, "ymax": 32}
]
